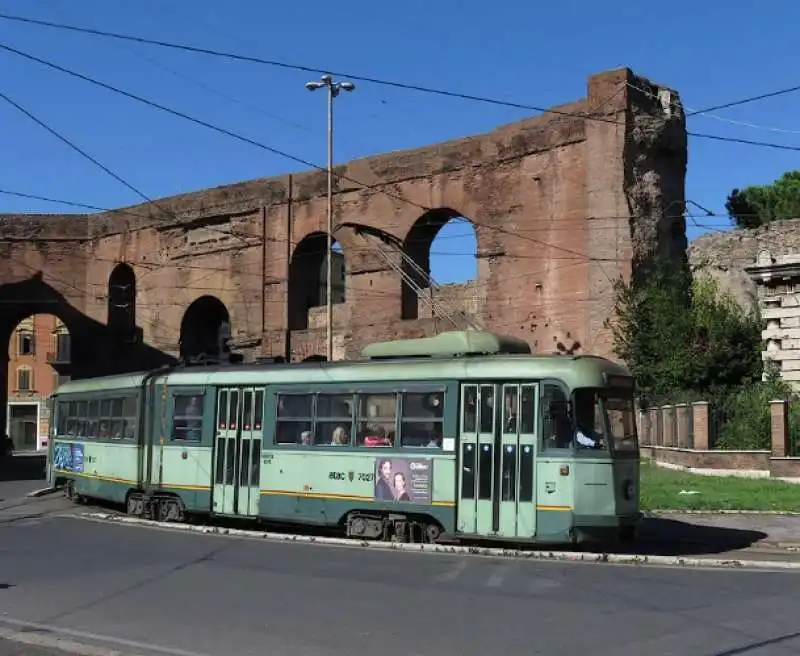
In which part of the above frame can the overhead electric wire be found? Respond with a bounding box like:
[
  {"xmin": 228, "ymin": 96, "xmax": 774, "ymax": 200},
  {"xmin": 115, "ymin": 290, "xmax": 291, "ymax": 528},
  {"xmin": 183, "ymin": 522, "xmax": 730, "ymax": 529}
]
[
  {"xmin": 1, "ymin": 12, "xmax": 799, "ymax": 151},
  {"xmin": 0, "ymin": 12, "xmax": 575, "ymax": 117},
  {"xmin": 686, "ymin": 84, "xmax": 800, "ymax": 117},
  {"xmin": 0, "ymin": 89, "xmax": 162, "ymax": 208},
  {"xmin": 0, "ymin": 43, "xmax": 624, "ymax": 264}
]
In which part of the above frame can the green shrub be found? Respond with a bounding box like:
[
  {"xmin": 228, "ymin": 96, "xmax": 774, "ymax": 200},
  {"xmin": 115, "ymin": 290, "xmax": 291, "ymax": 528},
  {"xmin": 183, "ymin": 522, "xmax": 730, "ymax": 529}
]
[{"xmin": 711, "ymin": 380, "xmax": 800, "ymax": 452}]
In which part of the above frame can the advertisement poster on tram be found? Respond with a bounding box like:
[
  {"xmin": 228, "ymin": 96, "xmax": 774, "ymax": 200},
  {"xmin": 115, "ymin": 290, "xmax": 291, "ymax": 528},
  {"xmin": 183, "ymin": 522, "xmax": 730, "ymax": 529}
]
[{"xmin": 373, "ymin": 458, "xmax": 433, "ymax": 504}]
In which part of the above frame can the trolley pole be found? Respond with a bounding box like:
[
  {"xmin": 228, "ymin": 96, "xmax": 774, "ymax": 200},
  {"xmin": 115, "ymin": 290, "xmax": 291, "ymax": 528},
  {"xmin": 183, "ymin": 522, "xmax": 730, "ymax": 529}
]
[{"xmin": 305, "ymin": 74, "xmax": 355, "ymax": 362}]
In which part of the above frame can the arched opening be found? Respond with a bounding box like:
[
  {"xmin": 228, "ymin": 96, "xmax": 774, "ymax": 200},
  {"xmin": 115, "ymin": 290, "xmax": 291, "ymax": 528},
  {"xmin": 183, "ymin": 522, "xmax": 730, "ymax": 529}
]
[
  {"xmin": 6, "ymin": 313, "xmax": 71, "ymax": 453},
  {"xmin": 288, "ymin": 233, "xmax": 346, "ymax": 331},
  {"xmin": 179, "ymin": 296, "xmax": 231, "ymax": 361},
  {"xmin": 302, "ymin": 354, "xmax": 327, "ymax": 362},
  {"xmin": 107, "ymin": 263, "xmax": 137, "ymax": 342},
  {"xmin": 401, "ymin": 209, "xmax": 478, "ymax": 320}
]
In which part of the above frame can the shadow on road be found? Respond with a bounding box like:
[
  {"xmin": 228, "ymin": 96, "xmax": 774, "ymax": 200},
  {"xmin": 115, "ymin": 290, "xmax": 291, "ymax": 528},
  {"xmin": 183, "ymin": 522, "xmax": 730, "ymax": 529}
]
[
  {"xmin": 586, "ymin": 516, "xmax": 769, "ymax": 556},
  {"xmin": 0, "ymin": 455, "xmax": 45, "ymax": 482}
]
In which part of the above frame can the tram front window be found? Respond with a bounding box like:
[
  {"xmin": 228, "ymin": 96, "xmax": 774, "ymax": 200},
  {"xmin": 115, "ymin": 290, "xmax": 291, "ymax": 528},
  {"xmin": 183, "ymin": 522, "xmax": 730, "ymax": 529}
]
[
  {"xmin": 572, "ymin": 389, "xmax": 607, "ymax": 451},
  {"xmin": 572, "ymin": 388, "xmax": 637, "ymax": 453},
  {"xmin": 604, "ymin": 393, "xmax": 637, "ymax": 453}
]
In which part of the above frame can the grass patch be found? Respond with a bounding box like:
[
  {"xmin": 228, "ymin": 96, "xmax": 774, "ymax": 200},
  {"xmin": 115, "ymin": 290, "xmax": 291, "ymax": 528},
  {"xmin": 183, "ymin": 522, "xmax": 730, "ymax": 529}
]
[{"xmin": 640, "ymin": 460, "xmax": 800, "ymax": 511}]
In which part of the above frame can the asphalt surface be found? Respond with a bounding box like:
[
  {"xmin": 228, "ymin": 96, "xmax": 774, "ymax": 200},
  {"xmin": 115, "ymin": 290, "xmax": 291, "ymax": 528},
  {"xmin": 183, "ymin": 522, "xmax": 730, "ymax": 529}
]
[
  {"xmin": 0, "ymin": 639, "xmax": 77, "ymax": 656},
  {"xmin": 4, "ymin": 458, "xmax": 800, "ymax": 656},
  {"xmin": 0, "ymin": 505, "xmax": 799, "ymax": 656}
]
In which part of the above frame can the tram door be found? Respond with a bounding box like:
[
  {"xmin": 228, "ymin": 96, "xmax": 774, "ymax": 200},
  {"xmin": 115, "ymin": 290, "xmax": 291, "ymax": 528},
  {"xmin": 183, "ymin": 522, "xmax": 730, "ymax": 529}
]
[
  {"xmin": 456, "ymin": 382, "xmax": 538, "ymax": 538},
  {"xmin": 212, "ymin": 387, "xmax": 264, "ymax": 517}
]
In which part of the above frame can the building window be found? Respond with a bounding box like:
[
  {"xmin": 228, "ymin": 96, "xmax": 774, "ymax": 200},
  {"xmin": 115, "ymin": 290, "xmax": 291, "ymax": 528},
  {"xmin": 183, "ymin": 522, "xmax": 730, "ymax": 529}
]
[
  {"xmin": 51, "ymin": 332, "xmax": 71, "ymax": 363},
  {"xmin": 16, "ymin": 367, "xmax": 33, "ymax": 392},
  {"xmin": 17, "ymin": 332, "xmax": 34, "ymax": 356},
  {"xmin": 52, "ymin": 372, "xmax": 70, "ymax": 390}
]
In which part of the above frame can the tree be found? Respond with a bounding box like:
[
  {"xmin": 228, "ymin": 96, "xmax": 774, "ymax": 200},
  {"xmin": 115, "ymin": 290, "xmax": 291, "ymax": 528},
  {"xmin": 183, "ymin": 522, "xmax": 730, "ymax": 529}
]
[
  {"xmin": 610, "ymin": 263, "xmax": 762, "ymax": 406},
  {"xmin": 688, "ymin": 276, "xmax": 762, "ymax": 395},
  {"xmin": 726, "ymin": 170, "xmax": 800, "ymax": 229},
  {"xmin": 610, "ymin": 263, "xmax": 694, "ymax": 404}
]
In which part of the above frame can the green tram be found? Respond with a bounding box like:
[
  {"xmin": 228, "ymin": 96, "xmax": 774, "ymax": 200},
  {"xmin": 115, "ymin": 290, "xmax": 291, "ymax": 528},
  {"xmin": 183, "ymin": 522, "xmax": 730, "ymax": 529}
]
[{"xmin": 47, "ymin": 331, "xmax": 641, "ymax": 545}]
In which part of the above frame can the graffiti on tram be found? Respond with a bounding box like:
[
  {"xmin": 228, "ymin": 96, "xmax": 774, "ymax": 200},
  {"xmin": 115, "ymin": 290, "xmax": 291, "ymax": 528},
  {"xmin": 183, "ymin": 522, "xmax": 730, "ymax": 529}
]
[{"xmin": 53, "ymin": 442, "xmax": 84, "ymax": 473}]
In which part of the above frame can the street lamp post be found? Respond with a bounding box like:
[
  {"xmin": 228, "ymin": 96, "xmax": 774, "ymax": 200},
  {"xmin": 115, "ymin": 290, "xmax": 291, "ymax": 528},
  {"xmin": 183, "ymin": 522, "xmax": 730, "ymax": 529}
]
[{"xmin": 305, "ymin": 73, "xmax": 355, "ymax": 362}]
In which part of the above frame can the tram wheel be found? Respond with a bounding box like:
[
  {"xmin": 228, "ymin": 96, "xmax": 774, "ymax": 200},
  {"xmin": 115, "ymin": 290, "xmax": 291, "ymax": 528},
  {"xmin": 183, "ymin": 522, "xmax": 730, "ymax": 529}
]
[{"xmin": 425, "ymin": 524, "xmax": 442, "ymax": 543}]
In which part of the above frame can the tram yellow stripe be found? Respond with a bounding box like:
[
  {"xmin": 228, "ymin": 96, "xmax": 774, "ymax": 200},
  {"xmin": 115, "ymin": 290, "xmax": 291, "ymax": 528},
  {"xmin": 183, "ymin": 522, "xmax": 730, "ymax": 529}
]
[
  {"xmin": 55, "ymin": 470, "xmax": 137, "ymax": 486},
  {"xmin": 260, "ymin": 489, "xmax": 456, "ymax": 507},
  {"xmin": 536, "ymin": 505, "xmax": 572, "ymax": 511},
  {"xmin": 54, "ymin": 470, "xmax": 211, "ymax": 491},
  {"xmin": 260, "ymin": 489, "xmax": 372, "ymax": 502}
]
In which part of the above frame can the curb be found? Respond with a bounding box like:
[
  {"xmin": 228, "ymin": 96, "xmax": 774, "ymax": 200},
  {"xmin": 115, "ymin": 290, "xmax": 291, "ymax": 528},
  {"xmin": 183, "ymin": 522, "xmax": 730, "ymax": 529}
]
[
  {"xmin": 25, "ymin": 486, "xmax": 59, "ymax": 498},
  {"xmin": 0, "ymin": 626, "xmax": 126, "ymax": 656},
  {"xmin": 648, "ymin": 509, "xmax": 800, "ymax": 516},
  {"xmin": 81, "ymin": 512, "xmax": 800, "ymax": 571}
]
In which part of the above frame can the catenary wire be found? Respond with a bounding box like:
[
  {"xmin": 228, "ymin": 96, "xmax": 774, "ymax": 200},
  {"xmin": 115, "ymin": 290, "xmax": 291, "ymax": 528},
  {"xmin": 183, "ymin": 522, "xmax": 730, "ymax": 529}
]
[
  {"xmin": 0, "ymin": 13, "xmax": 798, "ymax": 151},
  {"xmin": 0, "ymin": 89, "xmax": 163, "ymax": 209}
]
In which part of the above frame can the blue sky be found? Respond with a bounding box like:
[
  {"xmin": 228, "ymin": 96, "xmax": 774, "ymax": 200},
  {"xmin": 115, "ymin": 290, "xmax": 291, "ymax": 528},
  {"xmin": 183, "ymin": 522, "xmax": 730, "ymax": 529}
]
[{"xmin": 0, "ymin": 0, "xmax": 798, "ymax": 284}]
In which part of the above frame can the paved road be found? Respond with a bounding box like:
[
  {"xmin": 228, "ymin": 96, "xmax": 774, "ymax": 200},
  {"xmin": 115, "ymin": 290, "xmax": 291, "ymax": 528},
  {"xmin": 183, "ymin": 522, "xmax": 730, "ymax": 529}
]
[
  {"xmin": 0, "ymin": 454, "xmax": 47, "ymax": 503},
  {"xmin": 0, "ymin": 504, "xmax": 800, "ymax": 656},
  {"xmin": 0, "ymin": 638, "xmax": 76, "ymax": 656}
]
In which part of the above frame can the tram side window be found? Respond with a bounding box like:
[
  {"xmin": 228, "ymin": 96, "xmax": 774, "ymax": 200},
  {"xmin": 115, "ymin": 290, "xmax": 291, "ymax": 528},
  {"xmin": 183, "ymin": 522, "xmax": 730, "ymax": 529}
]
[
  {"xmin": 520, "ymin": 385, "xmax": 536, "ymax": 434},
  {"xmin": 462, "ymin": 385, "xmax": 477, "ymax": 433},
  {"xmin": 98, "ymin": 399, "xmax": 112, "ymax": 438},
  {"xmin": 357, "ymin": 393, "xmax": 397, "ymax": 447},
  {"xmin": 275, "ymin": 394, "xmax": 313, "ymax": 445},
  {"xmin": 56, "ymin": 396, "xmax": 137, "ymax": 440},
  {"xmin": 122, "ymin": 396, "xmax": 138, "ymax": 439},
  {"xmin": 172, "ymin": 395, "xmax": 204, "ymax": 442},
  {"xmin": 56, "ymin": 402, "xmax": 67, "ymax": 435},
  {"xmin": 541, "ymin": 385, "xmax": 572, "ymax": 450},
  {"xmin": 479, "ymin": 385, "xmax": 495, "ymax": 434},
  {"xmin": 87, "ymin": 400, "xmax": 99, "ymax": 438},
  {"xmin": 400, "ymin": 391, "xmax": 444, "ymax": 448},
  {"xmin": 315, "ymin": 394, "xmax": 353, "ymax": 446}
]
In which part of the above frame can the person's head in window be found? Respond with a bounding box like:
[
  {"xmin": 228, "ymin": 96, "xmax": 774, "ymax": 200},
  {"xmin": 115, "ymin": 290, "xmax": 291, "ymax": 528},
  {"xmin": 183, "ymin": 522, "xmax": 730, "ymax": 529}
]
[{"xmin": 332, "ymin": 426, "xmax": 348, "ymax": 445}]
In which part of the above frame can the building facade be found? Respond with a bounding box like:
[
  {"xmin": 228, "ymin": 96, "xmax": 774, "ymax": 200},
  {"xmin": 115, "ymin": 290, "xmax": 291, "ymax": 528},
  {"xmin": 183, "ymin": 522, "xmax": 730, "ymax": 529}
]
[
  {"xmin": 6, "ymin": 314, "xmax": 71, "ymax": 451},
  {"xmin": 745, "ymin": 250, "xmax": 800, "ymax": 389}
]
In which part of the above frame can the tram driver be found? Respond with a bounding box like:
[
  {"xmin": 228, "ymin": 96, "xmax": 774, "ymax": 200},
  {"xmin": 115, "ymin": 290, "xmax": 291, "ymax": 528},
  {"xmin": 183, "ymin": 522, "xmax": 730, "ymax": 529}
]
[{"xmin": 573, "ymin": 391, "xmax": 604, "ymax": 450}]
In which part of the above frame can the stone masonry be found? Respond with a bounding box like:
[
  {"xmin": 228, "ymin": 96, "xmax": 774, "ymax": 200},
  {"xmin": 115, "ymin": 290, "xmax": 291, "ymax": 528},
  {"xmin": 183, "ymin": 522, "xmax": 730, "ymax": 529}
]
[
  {"xmin": 689, "ymin": 218, "xmax": 800, "ymax": 313},
  {"xmin": 0, "ymin": 67, "xmax": 687, "ymax": 434}
]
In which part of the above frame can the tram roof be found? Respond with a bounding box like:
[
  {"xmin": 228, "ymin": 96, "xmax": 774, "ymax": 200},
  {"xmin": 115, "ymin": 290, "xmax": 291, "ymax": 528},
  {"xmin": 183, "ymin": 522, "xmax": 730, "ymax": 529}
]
[{"xmin": 52, "ymin": 353, "xmax": 631, "ymax": 397}]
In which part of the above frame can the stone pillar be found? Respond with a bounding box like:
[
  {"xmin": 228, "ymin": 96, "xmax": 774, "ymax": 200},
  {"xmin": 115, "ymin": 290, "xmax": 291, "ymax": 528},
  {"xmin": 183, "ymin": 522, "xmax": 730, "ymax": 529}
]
[
  {"xmin": 692, "ymin": 401, "xmax": 710, "ymax": 450},
  {"xmin": 637, "ymin": 409, "xmax": 651, "ymax": 446},
  {"xmin": 649, "ymin": 408, "xmax": 661, "ymax": 446},
  {"xmin": 770, "ymin": 399, "xmax": 790, "ymax": 457},
  {"xmin": 661, "ymin": 405, "xmax": 675, "ymax": 446},
  {"xmin": 675, "ymin": 404, "xmax": 689, "ymax": 448}
]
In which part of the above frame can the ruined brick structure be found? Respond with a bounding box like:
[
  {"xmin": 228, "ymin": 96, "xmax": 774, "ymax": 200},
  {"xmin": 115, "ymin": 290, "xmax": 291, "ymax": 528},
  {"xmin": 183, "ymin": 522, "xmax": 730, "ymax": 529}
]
[{"xmin": 0, "ymin": 67, "xmax": 687, "ymax": 434}]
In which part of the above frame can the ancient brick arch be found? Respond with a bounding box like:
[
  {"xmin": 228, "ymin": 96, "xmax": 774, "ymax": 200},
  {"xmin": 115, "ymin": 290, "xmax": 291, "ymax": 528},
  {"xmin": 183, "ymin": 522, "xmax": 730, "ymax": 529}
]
[
  {"xmin": 287, "ymin": 231, "xmax": 347, "ymax": 332},
  {"xmin": 0, "ymin": 273, "xmax": 175, "ymax": 435},
  {"xmin": 0, "ymin": 67, "xmax": 688, "ymax": 378},
  {"xmin": 179, "ymin": 295, "xmax": 231, "ymax": 361},
  {"xmin": 400, "ymin": 208, "xmax": 478, "ymax": 321},
  {"xmin": 108, "ymin": 263, "xmax": 137, "ymax": 343}
]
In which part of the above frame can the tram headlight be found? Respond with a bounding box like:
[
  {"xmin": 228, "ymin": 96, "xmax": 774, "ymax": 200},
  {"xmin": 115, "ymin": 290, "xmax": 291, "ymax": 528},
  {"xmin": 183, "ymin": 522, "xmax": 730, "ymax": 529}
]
[{"xmin": 623, "ymin": 480, "xmax": 635, "ymax": 501}]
